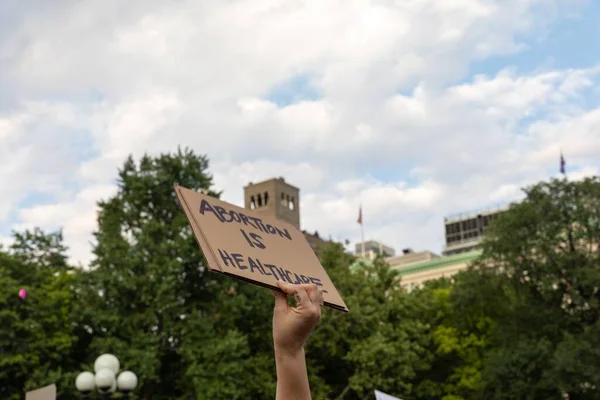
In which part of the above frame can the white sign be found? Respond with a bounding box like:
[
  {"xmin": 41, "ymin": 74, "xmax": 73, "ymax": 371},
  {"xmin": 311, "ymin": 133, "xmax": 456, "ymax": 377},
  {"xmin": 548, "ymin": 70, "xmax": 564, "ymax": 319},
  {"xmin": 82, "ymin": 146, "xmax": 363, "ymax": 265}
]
[{"xmin": 374, "ymin": 389, "xmax": 402, "ymax": 400}]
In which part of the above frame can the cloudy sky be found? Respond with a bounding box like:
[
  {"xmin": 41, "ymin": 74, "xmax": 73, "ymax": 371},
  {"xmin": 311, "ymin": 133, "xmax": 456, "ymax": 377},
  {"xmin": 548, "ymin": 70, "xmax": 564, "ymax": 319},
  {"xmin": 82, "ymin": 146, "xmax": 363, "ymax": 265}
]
[{"xmin": 1, "ymin": 0, "xmax": 599, "ymax": 265}]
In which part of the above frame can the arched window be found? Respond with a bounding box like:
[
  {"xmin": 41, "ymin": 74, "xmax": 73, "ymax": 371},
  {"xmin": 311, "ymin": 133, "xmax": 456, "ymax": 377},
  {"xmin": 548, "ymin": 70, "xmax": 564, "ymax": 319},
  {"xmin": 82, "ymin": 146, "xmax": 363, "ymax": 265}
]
[
  {"xmin": 257, "ymin": 193, "xmax": 263, "ymax": 207},
  {"xmin": 264, "ymin": 191, "xmax": 269, "ymax": 206},
  {"xmin": 281, "ymin": 193, "xmax": 287, "ymax": 206},
  {"xmin": 250, "ymin": 196, "xmax": 256, "ymax": 209},
  {"xmin": 289, "ymin": 197, "xmax": 295, "ymax": 210}
]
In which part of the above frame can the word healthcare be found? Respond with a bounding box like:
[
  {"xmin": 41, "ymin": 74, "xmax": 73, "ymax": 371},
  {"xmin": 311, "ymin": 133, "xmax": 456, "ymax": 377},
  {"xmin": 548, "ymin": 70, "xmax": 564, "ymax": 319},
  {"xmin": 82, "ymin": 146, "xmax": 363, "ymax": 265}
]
[{"xmin": 174, "ymin": 185, "xmax": 348, "ymax": 312}]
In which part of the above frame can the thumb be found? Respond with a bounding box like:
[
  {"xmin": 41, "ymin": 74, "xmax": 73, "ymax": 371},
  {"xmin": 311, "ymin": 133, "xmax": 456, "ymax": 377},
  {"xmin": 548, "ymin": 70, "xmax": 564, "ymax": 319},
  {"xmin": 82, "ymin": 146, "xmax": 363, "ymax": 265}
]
[{"xmin": 272, "ymin": 289, "xmax": 289, "ymax": 312}]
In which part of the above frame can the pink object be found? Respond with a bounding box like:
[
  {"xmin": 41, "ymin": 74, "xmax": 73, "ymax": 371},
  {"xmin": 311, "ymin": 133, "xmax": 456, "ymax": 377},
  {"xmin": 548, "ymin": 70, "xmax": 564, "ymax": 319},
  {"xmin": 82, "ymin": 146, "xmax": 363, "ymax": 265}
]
[{"xmin": 19, "ymin": 288, "xmax": 27, "ymax": 300}]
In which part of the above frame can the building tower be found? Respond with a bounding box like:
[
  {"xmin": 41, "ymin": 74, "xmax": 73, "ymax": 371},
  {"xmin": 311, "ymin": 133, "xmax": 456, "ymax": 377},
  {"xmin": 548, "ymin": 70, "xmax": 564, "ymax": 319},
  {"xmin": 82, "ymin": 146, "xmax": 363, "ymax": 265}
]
[{"xmin": 243, "ymin": 177, "xmax": 300, "ymax": 229}]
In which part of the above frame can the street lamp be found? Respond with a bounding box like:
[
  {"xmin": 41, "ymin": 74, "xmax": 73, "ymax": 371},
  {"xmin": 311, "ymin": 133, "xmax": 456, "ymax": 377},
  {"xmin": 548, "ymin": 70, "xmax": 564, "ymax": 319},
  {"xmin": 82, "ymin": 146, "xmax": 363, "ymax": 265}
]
[{"xmin": 75, "ymin": 354, "xmax": 138, "ymax": 398}]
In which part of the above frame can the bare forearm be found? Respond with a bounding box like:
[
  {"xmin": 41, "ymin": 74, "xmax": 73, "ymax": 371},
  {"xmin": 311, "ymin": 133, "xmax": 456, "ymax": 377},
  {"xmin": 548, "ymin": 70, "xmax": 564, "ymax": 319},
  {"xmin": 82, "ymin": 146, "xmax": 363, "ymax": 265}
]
[{"xmin": 275, "ymin": 347, "xmax": 312, "ymax": 400}]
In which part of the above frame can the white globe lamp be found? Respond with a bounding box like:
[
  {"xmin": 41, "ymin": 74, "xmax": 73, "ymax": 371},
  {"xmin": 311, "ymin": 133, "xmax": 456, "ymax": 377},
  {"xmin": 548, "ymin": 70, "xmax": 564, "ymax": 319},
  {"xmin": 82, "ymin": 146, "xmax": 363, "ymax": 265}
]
[
  {"xmin": 117, "ymin": 371, "xmax": 138, "ymax": 392},
  {"xmin": 76, "ymin": 353, "xmax": 137, "ymax": 398},
  {"xmin": 95, "ymin": 368, "xmax": 116, "ymax": 393},
  {"xmin": 75, "ymin": 371, "xmax": 95, "ymax": 393},
  {"xmin": 94, "ymin": 353, "xmax": 120, "ymax": 374}
]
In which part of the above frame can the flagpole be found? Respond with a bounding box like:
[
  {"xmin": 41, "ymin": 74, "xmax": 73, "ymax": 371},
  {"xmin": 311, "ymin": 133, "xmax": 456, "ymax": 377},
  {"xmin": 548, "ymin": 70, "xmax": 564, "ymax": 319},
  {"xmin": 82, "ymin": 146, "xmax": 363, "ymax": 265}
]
[
  {"xmin": 358, "ymin": 204, "xmax": 365, "ymax": 258},
  {"xmin": 361, "ymin": 220, "xmax": 365, "ymax": 258}
]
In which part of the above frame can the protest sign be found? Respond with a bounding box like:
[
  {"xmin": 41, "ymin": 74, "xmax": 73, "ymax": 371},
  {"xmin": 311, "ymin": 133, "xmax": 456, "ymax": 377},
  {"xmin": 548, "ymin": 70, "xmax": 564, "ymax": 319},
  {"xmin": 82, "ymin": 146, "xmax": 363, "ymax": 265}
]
[
  {"xmin": 25, "ymin": 384, "xmax": 56, "ymax": 400},
  {"xmin": 174, "ymin": 185, "xmax": 348, "ymax": 312},
  {"xmin": 374, "ymin": 390, "xmax": 403, "ymax": 400}
]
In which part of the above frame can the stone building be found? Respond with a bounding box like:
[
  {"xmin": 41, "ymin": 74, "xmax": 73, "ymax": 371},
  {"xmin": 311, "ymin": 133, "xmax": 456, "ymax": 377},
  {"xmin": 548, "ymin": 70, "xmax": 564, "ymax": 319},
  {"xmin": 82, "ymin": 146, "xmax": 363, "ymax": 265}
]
[{"xmin": 243, "ymin": 177, "xmax": 332, "ymax": 254}]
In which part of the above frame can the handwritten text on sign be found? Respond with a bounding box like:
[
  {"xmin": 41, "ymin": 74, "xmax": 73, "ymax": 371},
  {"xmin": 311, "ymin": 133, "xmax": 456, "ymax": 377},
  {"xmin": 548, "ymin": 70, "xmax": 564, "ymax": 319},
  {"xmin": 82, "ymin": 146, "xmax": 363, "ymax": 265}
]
[{"xmin": 199, "ymin": 199, "xmax": 327, "ymax": 291}]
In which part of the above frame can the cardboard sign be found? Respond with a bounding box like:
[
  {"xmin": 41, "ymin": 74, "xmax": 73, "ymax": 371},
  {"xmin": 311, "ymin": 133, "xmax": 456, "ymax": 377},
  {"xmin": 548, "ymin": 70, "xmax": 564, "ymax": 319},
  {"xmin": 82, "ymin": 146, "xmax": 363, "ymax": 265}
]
[
  {"xmin": 25, "ymin": 384, "xmax": 56, "ymax": 400},
  {"xmin": 174, "ymin": 185, "xmax": 348, "ymax": 312}
]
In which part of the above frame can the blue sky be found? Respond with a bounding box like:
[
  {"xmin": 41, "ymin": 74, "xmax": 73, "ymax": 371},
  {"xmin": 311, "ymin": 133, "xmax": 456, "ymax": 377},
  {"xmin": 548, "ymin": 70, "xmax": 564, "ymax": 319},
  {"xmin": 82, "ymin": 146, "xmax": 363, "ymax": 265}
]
[
  {"xmin": 262, "ymin": 0, "xmax": 600, "ymax": 184},
  {"xmin": 472, "ymin": 2, "xmax": 600, "ymax": 74}
]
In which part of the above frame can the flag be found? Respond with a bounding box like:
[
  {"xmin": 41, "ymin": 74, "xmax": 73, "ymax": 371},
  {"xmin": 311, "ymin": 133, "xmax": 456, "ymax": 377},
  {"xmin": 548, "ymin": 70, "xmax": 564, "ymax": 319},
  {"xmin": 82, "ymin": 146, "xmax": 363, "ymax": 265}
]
[
  {"xmin": 560, "ymin": 152, "xmax": 566, "ymax": 174},
  {"xmin": 357, "ymin": 205, "xmax": 362, "ymax": 225}
]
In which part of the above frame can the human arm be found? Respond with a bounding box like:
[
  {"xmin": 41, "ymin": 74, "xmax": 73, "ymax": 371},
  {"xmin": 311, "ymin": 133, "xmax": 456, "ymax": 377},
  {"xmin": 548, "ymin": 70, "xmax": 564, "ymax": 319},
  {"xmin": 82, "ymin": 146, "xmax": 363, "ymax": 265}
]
[{"xmin": 272, "ymin": 280, "xmax": 324, "ymax": 400}]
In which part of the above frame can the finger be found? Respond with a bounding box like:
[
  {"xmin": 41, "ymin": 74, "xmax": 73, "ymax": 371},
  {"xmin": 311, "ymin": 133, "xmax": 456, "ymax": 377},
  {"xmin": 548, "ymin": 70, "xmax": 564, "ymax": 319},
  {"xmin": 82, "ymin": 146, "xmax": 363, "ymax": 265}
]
[
  {"xmin": 272, "ymin": 289, "xmax": 289, "ymax": 312},
  {"xmin": 290, "ymin": 284, "xmax": 324, "ymax": 307},
  {"xmin": 277, "ymin": 281, "xmax": 311, "ymax": 308},
  {"xmin": 276, "ymin": 280, "xmax": 296, "ymax": 295},
  {"xmin": 316, "ymin": 288, "xmax": 325, "ymax": 306},
  {"xmin": 305, "ymin": 284, "xmax": 324, "ymax": 305},
  {"xmin": 294, "ymin": 287, "xmax": 311, "ymax": 308}
]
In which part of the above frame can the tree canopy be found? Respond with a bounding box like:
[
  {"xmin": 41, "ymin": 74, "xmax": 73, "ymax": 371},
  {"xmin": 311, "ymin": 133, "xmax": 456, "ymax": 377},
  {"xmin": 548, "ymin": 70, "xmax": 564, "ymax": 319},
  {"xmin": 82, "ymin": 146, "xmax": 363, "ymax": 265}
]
[
  {"xmin": 459, "ymin": 177, "xmax": 600, "ymax": 400},
  {"xmin": 1, "ymin": 149, "xmax": 599, "ymax": 400}
]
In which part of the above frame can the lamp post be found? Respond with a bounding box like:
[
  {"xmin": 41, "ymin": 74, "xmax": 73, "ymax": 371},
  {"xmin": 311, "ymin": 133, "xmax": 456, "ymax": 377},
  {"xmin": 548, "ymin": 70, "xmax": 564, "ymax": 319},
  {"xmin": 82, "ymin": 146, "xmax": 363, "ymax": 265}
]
[{"xmin": 75, "ymin": 354, "xmax": 138, "ymax": 399}]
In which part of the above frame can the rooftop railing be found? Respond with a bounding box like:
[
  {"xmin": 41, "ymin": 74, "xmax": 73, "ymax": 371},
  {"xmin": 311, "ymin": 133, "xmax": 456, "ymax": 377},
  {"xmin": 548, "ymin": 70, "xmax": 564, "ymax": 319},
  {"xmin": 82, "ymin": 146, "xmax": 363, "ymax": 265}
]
[{"xmin": 444, "ymin": 204, "xmax": 508, "ymax": 222}]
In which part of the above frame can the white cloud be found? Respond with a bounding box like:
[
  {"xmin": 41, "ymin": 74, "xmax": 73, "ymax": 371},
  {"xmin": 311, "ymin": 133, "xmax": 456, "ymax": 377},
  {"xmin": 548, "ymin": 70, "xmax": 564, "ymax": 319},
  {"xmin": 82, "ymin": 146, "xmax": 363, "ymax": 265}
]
[
  {"xmin": 0, "ymin": 101, "xmax": 89, "ymax": 221},
  {"xmin": 0, "ymin": 0, "xmax": 598, "ymax": 264},
  {"xmin": 14, "ymin": 184, "xmax": 117, "ymax": 266}
]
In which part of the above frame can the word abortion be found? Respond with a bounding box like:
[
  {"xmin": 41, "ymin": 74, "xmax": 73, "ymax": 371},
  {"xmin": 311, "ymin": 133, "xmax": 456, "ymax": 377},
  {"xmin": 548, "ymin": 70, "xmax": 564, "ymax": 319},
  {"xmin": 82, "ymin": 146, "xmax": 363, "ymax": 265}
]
[{"xmin": 199, "ymin": 199, "xmax": 292, "ymax": 241}]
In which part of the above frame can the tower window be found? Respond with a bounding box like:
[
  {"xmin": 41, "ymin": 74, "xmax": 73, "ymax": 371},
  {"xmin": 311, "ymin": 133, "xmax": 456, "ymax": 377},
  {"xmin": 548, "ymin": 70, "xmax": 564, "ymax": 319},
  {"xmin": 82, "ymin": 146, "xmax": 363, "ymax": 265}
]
[
  {"xmin": 281, "ymin": 193, "xmax": 287, "ymax": 206},
  {"xmin": 264, "ymin": 191, "xmax": 269, "ymax": 206},
  {"xmin": 257, "ymin": 193, "xmax": 263, "ymax": 207},
  {"xmin": 250, "ymin": 196, "xmax": 256, "ymax": 209},
  {"xmin": 289, "ymin": 197, "xmax": 295, "ymax": 210}
]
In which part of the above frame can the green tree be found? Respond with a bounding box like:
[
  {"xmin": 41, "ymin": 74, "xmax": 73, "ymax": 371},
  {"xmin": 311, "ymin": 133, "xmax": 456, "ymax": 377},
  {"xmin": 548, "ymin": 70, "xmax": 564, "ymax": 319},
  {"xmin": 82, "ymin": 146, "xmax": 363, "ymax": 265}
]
[
  {"xmin": 459, "ymin": 177, "xmax": 600, "ymax": 399},
  {"xmin": 0, "ymin": 229, "xmax": 80, "ymax": 399},
  {"xmin": 78, "ymin": 148, "xmax": 281, "ymax": 399},
  {"xmin": 411, "ymin": 279, "xmax": 491, "ymax": 400},
  {"xmin": 308, "ymin": 250, "xmax": 432, "ymax": 400}
]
